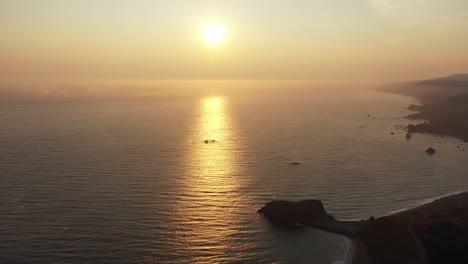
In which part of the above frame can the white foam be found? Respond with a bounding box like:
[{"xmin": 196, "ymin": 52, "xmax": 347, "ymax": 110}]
[{"xmin": 379, "ymin": 190, "xmax": 466, "ymax": 218}]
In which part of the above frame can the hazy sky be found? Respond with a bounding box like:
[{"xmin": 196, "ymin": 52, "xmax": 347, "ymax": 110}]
[{"xmin": 1, "ymin": 0, "xmax": 468, "ymax": 83}]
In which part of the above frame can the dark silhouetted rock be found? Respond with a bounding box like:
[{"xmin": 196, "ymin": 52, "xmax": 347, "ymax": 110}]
[
  {"xmin": 406, "ymin": 133, "xmax": 412, "ymax": 139},
  {"xmin": 426, "ymin": 147, "xmax": 436, "ymax": 155},
  {"xmin": 390, "ymin": 132, "xmax": 395, "ymax": 135},
  {"xmin": 258, "ymin": 200, "xmax": 328, "ymax": 224},
  {"xmin": 290, "ymin": 162, "xmax": 301, "ymax": 165}
]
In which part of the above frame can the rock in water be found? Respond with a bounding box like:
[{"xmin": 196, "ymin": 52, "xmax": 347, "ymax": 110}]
[
  {"xmin": 426, "ymin": 147, "xmax": 436, "ymax": 155},
  {"xmin": 258, "ymin": 200, "xmax": 329, "ymax": 224}
]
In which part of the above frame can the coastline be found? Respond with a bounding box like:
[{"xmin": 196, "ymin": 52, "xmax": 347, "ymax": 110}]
[
  {"xmin": 377, "ymin": 190, "xmax": 466, "ymax": 218},
  {"xmin": 359, "ymin": 191, "xmax": 468, "ymax": 263},
  {"xmin": 381, "ymin": 80, "xmax": 468, "ymax": 142},
  {"xmin": 259, "ymin": 191, "xmax": 468, "ymax": 264}
]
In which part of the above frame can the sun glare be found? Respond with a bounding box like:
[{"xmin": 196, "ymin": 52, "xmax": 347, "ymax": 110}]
[
  {"xmin": 203, "ymin": 24, "xmax": 226, "ymax": 45},
  {"xmin": 205, "ymin": 97, "xmax": 223, "ymax": 107}
]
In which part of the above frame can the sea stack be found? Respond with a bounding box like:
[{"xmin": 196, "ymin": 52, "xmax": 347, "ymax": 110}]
[{"xmin": 258, "ymin": 200, "xmax": 329, "ymax": 224}]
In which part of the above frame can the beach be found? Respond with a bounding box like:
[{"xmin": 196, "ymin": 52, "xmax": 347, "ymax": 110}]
[{"xmin": 260, "ymin": 191, "xmax": 468, "ymax": 264}]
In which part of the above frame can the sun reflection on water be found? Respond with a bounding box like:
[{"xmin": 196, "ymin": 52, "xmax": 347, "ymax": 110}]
[
  {"xmin": 170, "ymin": 97, "xmax": 250, "ymax": 263},
  {"xmin": 195, "ymin": 97, "xmax": 234, "ymax": 179}
]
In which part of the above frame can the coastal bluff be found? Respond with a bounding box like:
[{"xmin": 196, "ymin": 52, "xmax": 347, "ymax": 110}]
[{"xmin": 259, "ymin": 192, "xmax": 468, "ymax": 264}]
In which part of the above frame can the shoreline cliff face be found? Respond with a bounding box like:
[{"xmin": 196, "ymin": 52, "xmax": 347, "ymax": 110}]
[
  {"xmin": 259, "ymin": 192, "xmax": 468, "ymax": 264},
  {"xmin": 383, "ymin": 74, "xmax": 468, "ymax": 142}
]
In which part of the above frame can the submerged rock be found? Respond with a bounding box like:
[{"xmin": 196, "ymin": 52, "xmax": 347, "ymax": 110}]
[
  {"xmin": 426, "ymin": 147, "xmax": 436, "ymax": 155},
  {"xmin": 257, "ymin": 200, "xmax": 329, "ymax": 224}
]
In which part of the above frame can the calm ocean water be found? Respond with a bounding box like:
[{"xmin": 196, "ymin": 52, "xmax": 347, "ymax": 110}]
[{"xmin": 1, "ymin": 85, "xmax": 467, "ymax": 264}]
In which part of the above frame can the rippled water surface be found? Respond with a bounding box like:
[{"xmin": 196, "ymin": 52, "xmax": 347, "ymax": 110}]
[{"xmin": 1, "ymin": 85, "xmax": 467, "ymax": 263}]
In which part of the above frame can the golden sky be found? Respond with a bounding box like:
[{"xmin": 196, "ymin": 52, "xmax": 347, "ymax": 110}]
[{"xmin": 1, "ymin": 0, "xmax": 467, "ymax": 83}]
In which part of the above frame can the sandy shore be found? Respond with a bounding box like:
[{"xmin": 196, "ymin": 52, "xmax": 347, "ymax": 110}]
[{"xmin": 260, "ymin": 191, "xmax": 468, "ymax": 263}]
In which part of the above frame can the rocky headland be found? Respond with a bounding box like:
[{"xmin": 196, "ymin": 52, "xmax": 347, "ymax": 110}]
[
  {"xmin": 383, "ymin": 74, "xmax": 468, "ymax": 141},
  {"xmin": 258, "ymin": 192, "xmax": 468, "ymax": 264}
]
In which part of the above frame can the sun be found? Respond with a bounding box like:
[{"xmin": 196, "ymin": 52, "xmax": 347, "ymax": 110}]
[{"xmin": 203, "ymin": 24, "xmax": 226, "ymax": 45}]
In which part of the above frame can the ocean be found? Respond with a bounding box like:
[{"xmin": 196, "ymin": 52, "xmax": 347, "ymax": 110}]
[{"xmin": 1, "ymin": 83, "xmax": 467, "ymax": 263}]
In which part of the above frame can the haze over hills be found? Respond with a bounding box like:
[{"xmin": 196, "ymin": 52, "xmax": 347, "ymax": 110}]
[
  {"xmin": 421, "ymin": 74, "xmax": 468, "ymax": 87},
  {"xmin": 385, "ymin": 73, "xmax": 468, "ymax": 142}
]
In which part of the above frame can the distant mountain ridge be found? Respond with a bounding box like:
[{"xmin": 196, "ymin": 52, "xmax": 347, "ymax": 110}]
[{"xmin": 420, "ymin": 73, "xmax": 468, "ymax": 87}]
